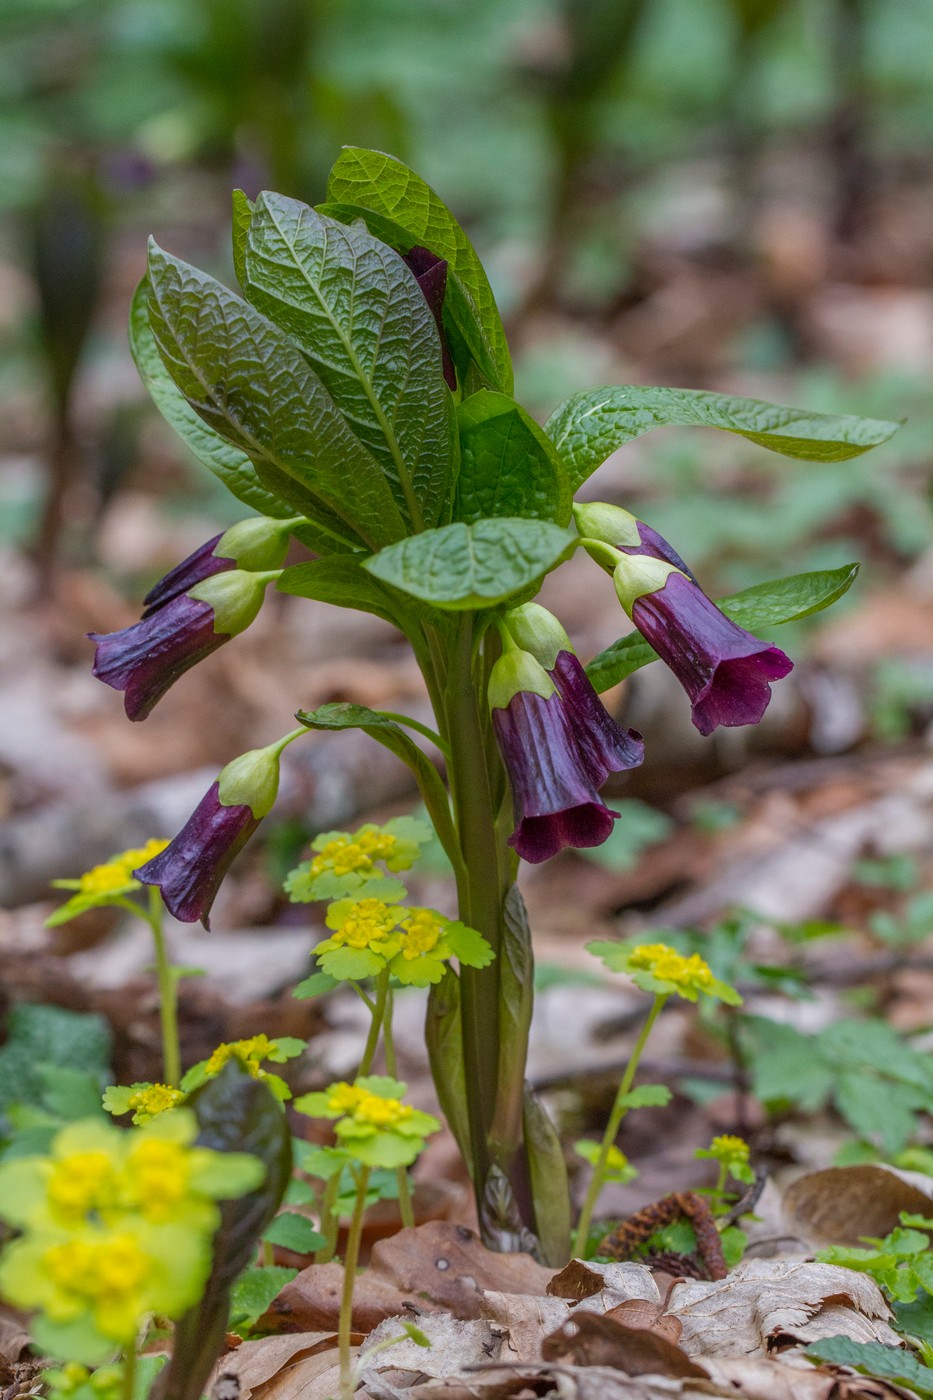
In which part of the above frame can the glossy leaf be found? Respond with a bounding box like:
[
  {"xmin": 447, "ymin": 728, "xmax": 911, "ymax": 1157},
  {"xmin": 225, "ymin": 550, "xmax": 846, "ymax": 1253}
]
[
  {"xmin": 129, "ymin": 279, "xmax": 288, "ymax": 520},
  {"xmin": 585, "ymin": 562, "xmax": 860, "ymax": 693},
  {"xmin": 154, "ymin": 1062, "xmax": 291, "ymax": 1400},
  {"xmin": 146, "ymin": 241, "xmax": 407, "ymax": 549},
  {"xmin": 364, "ymin": 517, "xmax": 577, "ymax": 608},
  {"xmin": 242, "ymin": 192, "xmax": 456, "ymax": 532},
  {"xmin": 327, "ymin": 147, "xmax": 513, "ymax": 393},
  {"xmin": 456, "ymin": 391, "xmax": 571, "ymax": 526},
  {"xmin": 547, "ymin": 385, "xmax": 901, "ymax": 491}
]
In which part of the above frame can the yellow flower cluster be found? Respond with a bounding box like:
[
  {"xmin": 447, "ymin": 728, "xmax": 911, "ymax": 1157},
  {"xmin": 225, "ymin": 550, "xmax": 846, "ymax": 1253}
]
[
  {"xmin": 326, "ymin": 898, "xmax": 399, "ymax": 950},
  {"xmin": 396, "ymin": 909, "xmax": 443, "ymax": 960},
  {"xmin": 707, "ymin": 1134, "xmax": 750, "ymax": 1164},
  {"xmin": 206, "ymin": 1034, "xmax": 279, "ymax": 1079},
  {"xmin": 324, "ymin": 1081, "xmax": 414, "ymax": 1130},
  {"xmin": 77, "ymin": 840, "xmax": 169, "ymax": 897},
  {"xmin": 627, "ymin": 943, "xmax": 716, "ymax": 995},
  {"xmin": 124, "ymin": 1083, "xmax": 184, "ymax": 1124},
  {"xmin": 310, "ymin": 828, "xmax": 398, "ymax": 879}
]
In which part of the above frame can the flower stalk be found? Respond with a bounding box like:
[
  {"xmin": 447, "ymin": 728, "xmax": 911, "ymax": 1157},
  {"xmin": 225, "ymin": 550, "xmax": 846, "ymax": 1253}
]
[
  {"xmin": 339, "ymin": 1165, "xmax": 371, "ymax": 1400},
  {"xmin": 146, "ymin": 886, "xmax": 180, "ymax": 1088}
]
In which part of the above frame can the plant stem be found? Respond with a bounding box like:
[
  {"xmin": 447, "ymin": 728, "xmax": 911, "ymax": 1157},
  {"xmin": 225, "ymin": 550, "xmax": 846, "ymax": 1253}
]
[
  {"xmin": 357, "ymin": 973, "xmax": 390, "ymax": 1076},
  {"xmin": 339, "ymin": 1166, "xmax": 371, "ymax": 1400},
  {"xmin": 382, "ymin": 986, "xmax": 415, "ymax": 1230},
  {"xmin": 378, "ymin": 711, "xmax": 450, "ymax": 758},
  {"xmin": 573, "ymin": 994, "xmax": 667, "ymax": 1256},
  {"xmin": 315, "ymin": 1171, "xmax": 341, "ymax": 1265},
  {"xmin": 147, "ymin": 886, "xmax": 181, "ymax": 1087},
  {"xmin": 121, "ymin": 1345, "xmax": 137, "ymax": 1400}
]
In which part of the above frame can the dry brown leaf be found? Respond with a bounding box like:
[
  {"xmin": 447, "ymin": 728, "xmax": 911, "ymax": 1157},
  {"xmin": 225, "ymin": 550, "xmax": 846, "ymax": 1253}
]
[
  {"xmin": 262, "ymin": 1262, "xmax": 411, "ymax": 1334},
  {"xmin": 477, "ymin": 1290, "xmax": 569, "ymax": 1362},
  {"xmin": 663, "ymin": 1258, "xmax": 896, "ymax": 1358},
  {"xmin": 604, "ymin": 1298, "xmax": 683, "ymax": 1346},
  {"xmin": 360, "ymin": 1314, "xmax": 502, "ymax": 1382},
  {"xmin": 784, "ymin": 1165, "xmax": 933, "ymax": 1247},
  {"xmin": 546, "ymin": 1259, "xmax": 659, "ymax": 1304},
  {"xmin": 367, "ymin": 1223, "xmax": 554, "ymax": 1318},
  {"xmin": 210, "ymin": 1333, "xmax": 338, "ymax": 1400},
  {"xmin": 541, "ymin": 1310, "xmax": 707, "ymax": 1379},
  {"xmin": 701, "ymin": 1353, "xmax": 884, "ymax": 1400}
]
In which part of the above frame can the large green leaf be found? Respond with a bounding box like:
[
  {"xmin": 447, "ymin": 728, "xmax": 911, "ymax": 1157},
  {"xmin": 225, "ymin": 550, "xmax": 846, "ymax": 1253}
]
[
  {"xmin": 547, "ymin": 385, "xmax": 901, "ymax": 490},
  {"xmin": 130, "ymin": 279, "xmax": 289, "ymax": 520},
  {"xmin": 523, "ymin": 1086, "xmax": 571, "ymax": 1267},
  {"xmin": 327, "ymin": 148, "xmax": 513, "ymax": 394},
  {"xmin": 231, "ymin": 188, "xmax": 253, "ymax": 288},
  {"xmin": 806, "ymin": 1337, "xmax": 933, "ymax": 1397},
  {"xmin": 318, "ymin": 201, "xmax": 503, "ymax": 392},
  {"xmin": 295, "ymin": 702, "xmax": 458, "ymax": 861},
  {"xmin": 425, "ymin": 971, "xmax": 471, "ymax": 1169},
  {"xmin": 146, "ymin": 241, "xmax": 407, "ymax": 550},
  {"xmin": 241, "ymin": 192, "xmax": 457, "ymax": 532},
  {"xmin": 455, "ymin": 391, "xmax": 570, "ymax": 526},
  {"xmin": 585, "ymin": 563, "xmax": 859, "ymax": 692},
  {"xmin": 365, "ymin": 517, "xmax": 576, "ymax": 609},
  {"xmin": 277, "ymin": 557, "xmax": 402, "ymax": 625}
]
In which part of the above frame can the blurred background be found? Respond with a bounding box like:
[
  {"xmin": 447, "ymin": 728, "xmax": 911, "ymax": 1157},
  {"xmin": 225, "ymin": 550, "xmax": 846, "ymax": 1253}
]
[{"xmin": 4, "ymin": 0, "xmax": 933, "ymax": 1181}]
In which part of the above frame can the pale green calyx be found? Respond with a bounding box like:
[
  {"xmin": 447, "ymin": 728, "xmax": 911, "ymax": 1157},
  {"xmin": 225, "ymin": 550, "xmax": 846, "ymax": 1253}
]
[
  {"xmin": 503, "ymin": 603, "xmax": 572, "ymax": 672},
  {"xmin": 217, "ymin": 516, "xmax": 300, "ymax": 571},
  {"xmin": 573, "ymin": 502, "xmax": 642, "ymax": 549},
  {"xmin": 487, "ymin": 649, "xmax": 556, "ymax": 711},
  {"xmin": 613, "ymin": 556, "xmax": 681, "ymax": 616},
  {"xmin": 217, "ymin": 744, "xmax": 282, "ymax": 817},
  {"xmin": 190, "ymin": 570, "xmax": 275, "ymax": 636}
]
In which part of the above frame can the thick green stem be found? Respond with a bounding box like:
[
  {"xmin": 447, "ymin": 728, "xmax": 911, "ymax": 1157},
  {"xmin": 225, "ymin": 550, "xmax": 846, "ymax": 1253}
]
[
  {"xmin": 147, "ymin": 887, "xmax": 181, "ymax": 1087},
  {"xmin": 573, "ymin": 994, "xmax": 667, "ymax": 1256},
  {"xmin": 383, "ymin": 986, "xmax": 415, "ymax": 1230},
  {"xmin": 339, "ymin": 1166, "xmax": 371, "ymax": 1400},
  {"xmin": 121, "ymin": 1343, "xmax": 137, "ymax": 1400},
  {"xmin": 443, "ymin": 615, "xmax": 506, "ymax": 1196}
]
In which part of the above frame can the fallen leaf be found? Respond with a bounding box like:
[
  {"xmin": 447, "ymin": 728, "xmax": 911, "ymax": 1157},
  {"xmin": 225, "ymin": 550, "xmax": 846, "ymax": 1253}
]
[
  {"xmin": 541, "ymin": 1310, "xmax": 707, "ymax": 1378},
  {"xmin": 604, "ymin": 1298, "xmax": 683, "ymax": 1345},
  {"xmin": 210, "ymin": 1333, "xmax": 338, "ymax": 1400},
  {"xmin": 546, "ymin": 1258, "xmax": 659, "ymax": 1304},
  {"xmin": 663, "ymin": 1259, "xmax": 897, "ymax": 1358},
  {"xmin": 477, "ymin": 1290, "xmax": 569, "ymax": 1362},
  {"xmin": 784, "ymin": 1166, "xmax": 933, "ymax": 1247},
  {"xmin": 360, "ymin": 1314, "xmax": 502, "ymax": 1381},
  {"xmin": 261, "ymin": 1261, "xmax": 411, "ymax": 1334},
  {"xmin": 368, "ymin": 1222, "xmax": 554, "ymax": 1318}
]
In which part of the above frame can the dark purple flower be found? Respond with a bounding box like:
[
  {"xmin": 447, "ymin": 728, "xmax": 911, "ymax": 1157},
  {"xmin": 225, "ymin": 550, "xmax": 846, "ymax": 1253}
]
[
  {"xmin": 402, "ymin": 245, "xmax": 456, "ymax": 390},
  {"xmin": 90, "ymin": 593, "xmax": 227, "ymax": 721},
  {"xmin": 134, "ymin": 782, "xmax": 258, "ymax": 927},
  {"xmin": 142, "ymin": 534, "xmax": 230, "ymax": 616},
  {"xmin": 492, "ymin": 688, "xmax": 620, "ymax": 864},
  {"xmin": 619, "ymin": 521, "xmax": 699, "ymax": 585},
  {"xmin": 548, "ymin": 649, "xmax": 644, "ymax": 784},
  {"xmin": 630, "ymin": 571, "xmax": 793, "ymax": 736}
]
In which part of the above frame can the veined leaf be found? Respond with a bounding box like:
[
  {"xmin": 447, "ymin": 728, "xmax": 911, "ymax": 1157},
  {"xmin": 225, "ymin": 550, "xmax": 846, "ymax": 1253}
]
[
  {"xmin": 146, "ymin": 241, "xmax": 407, "ymax": 550},
  {"xmin": 242, "ymin": 192, "xmax": 456, "ymax": 532},
  {"xmin": 585, "ymin": 563, "xmax": 859, "ymax": 693},
  {"xmin": 456, "ymin": 391, "xmax": 571, "ymax": 526},
  {"xmin": 231, "ymin": 189, "xmax": 253, "ymax": 289},
  {"xmin": 547, "ymin": 385, "xmax": 901, "ymax": 490},
  {"xmin": 319, "ymin": 201, "xmax": 502, "ymax": 391},
  {"xmin": 806, "ymin": 1337, "xmax": 933, "ymax": 1397},
  {"xmin": 277, "ymin": 557, "xmax": 402, "ymax": 625},
  {"xmin": 365, "ymin": 517, "xmax": 577, "ymax": 609},
  {"xmin": 327, "ymin": 147, "xmax": 513, "ymax": 394},
  {"xmin": 129, "ymin": 278, "xmax": 287, "ymax": 520}
]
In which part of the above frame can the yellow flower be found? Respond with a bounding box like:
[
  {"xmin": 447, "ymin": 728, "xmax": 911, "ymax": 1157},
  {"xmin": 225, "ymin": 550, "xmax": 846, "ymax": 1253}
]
[
  {"xmin": 77, "ymin": 840, "xmax": 170, "ymax": 897},
  {"xmin": 628, "ymin": 943, "xmax": 715, "ymax": 994},
  {"xmin": 397, "ymin": 909, "xmax": 443, "ymax": 960},
  {"xmin": 47, "ymin": 1152, "xmax": 118, "ymax": 1224},
  {"xmin": 353, "ymin": 1092, "xmax": 414, "ymax": 1130},
  {"xmin": 123, "ymin": 1138, "xmax": 191, "ymax": 1223},
  {"xmin": 328, "ymin": 898, "xmax": 399, "ymax": 951},
  {"xmin": 708, "ymin": 1134, "xmax": 749, "ymax": 1163},
  {"xmin": 206, "ymin": 1034, "xmax": 278, "ymax": 1079},
  {"xmin": 326, "ymin": 1082, "xmax": 365, "ymax": 1115},
  {"xmin": 43, "ymin": 1232, "xmax": 151, "ymax": 1339},
  {"xmin": 310, "ymin": 835, "xmax": 377, "ymax": 879},
  {"xmin": 125, "ymin": 1083, "xmax": 184, "ymax": 1125}
]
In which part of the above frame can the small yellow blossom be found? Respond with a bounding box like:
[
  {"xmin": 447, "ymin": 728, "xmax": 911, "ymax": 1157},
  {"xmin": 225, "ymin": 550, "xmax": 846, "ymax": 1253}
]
[
  {"xmin": 396, "ymin": 909, "xmax": 443, "ymax": 960},
  {"xmin": 326, "ymin": 1082, "xmax": 365, "ymax": 1115},
  {"xmin": 77, "ymin": 840, "xmax": 170, "ymax": 897},
  {"xmin": 627, "ymin": 943, "xmax": 715, "ymax": 995},
  {"xmin": 125, "ymin": 1084, "xmax": 184, "ymax": 1124},
  {"xmin": 353, "ymin": 1092, "xmax": 414, "ymax": 1130},
  {"xmin": 310, "ymin": 836, "xmax": 376, "ymax": 879},
  {"xmin": 708, "ymin": 1134, "xmax": 749, "ymax": 1163},
  {"xmin": 327, "ymin": 898, "xmax": 399, "ymax": 950},
  {"xmin": 123, "ymin": 1139, "xmax": 190, "ymax": 1223},
  {"xmin": 47, "ymin": 1153, "xmax": 119, "ymax": 1223},
  {"xmin": 206, "ymin": 1034, "xmax": 278, "ymax": 1079}
]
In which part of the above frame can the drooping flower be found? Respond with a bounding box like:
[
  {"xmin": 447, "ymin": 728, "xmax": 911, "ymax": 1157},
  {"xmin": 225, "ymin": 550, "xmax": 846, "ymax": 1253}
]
[
  {"xmin": 294, "ymin": 1075, "xmax": 440, "ymax": 1169},
  {"xmin": 90, "ymin": 570, "xmax": 276, "ymax": 721},
  {"xmin": 488, "ymin": 642, "xmax": 637, "ymax": 864},
  {"xmin": 135, "ymin": 738, "xmax": 289, "ymax": 926},
  {"xmin": 402, "ymin": 245, "xmax": 456, "ymax": 389},
  {"xmin": 141, "ymin": 516, "xmax": 297, "ymax": 616},
  {"xmin": 574, "ymin": 503, "xmax": 793, "ymax": 737},
  {"xmin": 503, "ymin": 603, "xmax": 644, "ymax": 787},
  {"xmin": 587, "ymin": 938, "xmax": 742, "ymax": 1005}
]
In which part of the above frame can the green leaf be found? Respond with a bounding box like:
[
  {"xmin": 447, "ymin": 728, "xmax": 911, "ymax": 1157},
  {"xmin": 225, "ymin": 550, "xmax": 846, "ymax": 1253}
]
[
  {"xmin": 261, "ymin": 1212, "xmax": 325, "ymax": 1254},
  {"xmin": 425, "ymin": 970, "xmax": 470, "ymax": 1169},
  {"xmin": 129, "ymin": 278, "xmax": 289, "ymax": 521},
  {"xmin": 292, "ymin": 972, "xmax": 338, "ymax": 1001},
  {"xmin": 231, "ymin": 189, "xmax": 253, "ymax": 288},
  {"xmin": 327, "ymin": 148, "xmax": 513, "ymax": 393},
  {"xmin": 833, "ymin": 1074, "xmax": 922, "ymax": 1155},
  {"xmin": 228, "ymin": 1265, "xmax": 298, "ymax": 1334},
  {"xmin": 895, "ymin": 1293, "xmax": 933, "ymax": 1345},
  {"xmin": 365, "ymin": 517, "xmax": 576, "ymax": 609},
  {"xmin": 455, "ymin": 391, "xmax": 570, "ymax": 526},
  {"xmin": 547, "ymin": 385, "xmax": 901, "ymax": 491},
  {"xmin": 276, "ymin": 557, "xmax": 402, "ymax": 626},
  {"xmin": 585, "ymin": 564, "xmax": 861, "ymax": 693},
  {"xmin": 806, "ymin": 1337, "xmax": 933, "ymax": 1397},
  {"xmin": 294, "ymin": 702, "xmax": 458, "ymax": 862},
  {"xmin": 318, "ymin": 202, "xmax": 504, "ymax": 392},
  {"xmin": 523, "ymin": 1084, "xmax": 571, "ymax": 1267},
  {"xmin": 241, "ymin": 193, "xmax": 457, "ymax": 532},
  {"xmin": 619, "ymin": 1084, "xmax": 672, "ymax": 1109},
  {"xmin": 146, "ymin": 241, "xmax": 407, "ymax": 550},
  {"xmin": 494, "ymin": 886, "xmax": 535, "ymax": 1166}
]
